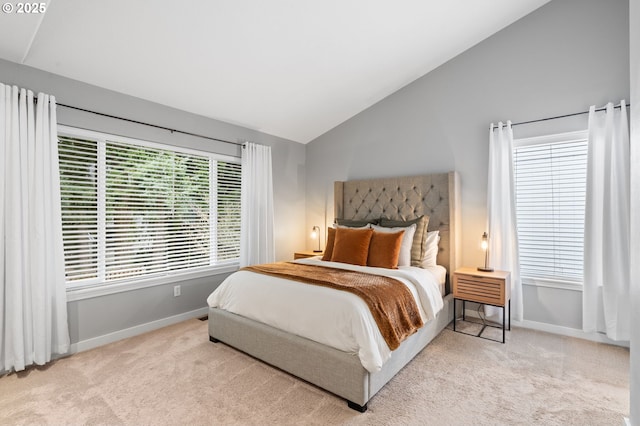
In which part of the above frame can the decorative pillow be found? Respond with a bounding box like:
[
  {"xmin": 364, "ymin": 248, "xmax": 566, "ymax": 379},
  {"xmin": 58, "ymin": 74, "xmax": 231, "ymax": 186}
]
[
  {"xmin": 335, "ymin": 218, "xmax": 378, "ymax": 227},
  {"xmin": 321, "ymin": 227, "xmax": 336, "ymax": 261},
  {"xmin": 371, "ymin": 224, "xmax": 416, "ymax": 267},
  {"xmin": 379, "ymin": 215, "xmax": 430, "ymax": 266},
  {"xmin": 331, "ymin": 227, "xmax": 374, "ymax": 266},
  {"xmin": 420, "ymin": 230, "xmax": 440, "ymax": 268},
  {"xmin": 367, "ymin": 230, "xmax": 405, "ymax": 269},
  {"xmin": 335, "ymin": 224, "xmax": 370, "ymax": 229}
]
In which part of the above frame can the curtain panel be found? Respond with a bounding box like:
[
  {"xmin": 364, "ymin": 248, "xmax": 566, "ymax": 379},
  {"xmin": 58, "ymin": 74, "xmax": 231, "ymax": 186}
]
[
  {"xmin": 583, "ymin": 101, "xmax": 630, "ymax": 341},
  {"xmin": 239, "ymin": 142, "xmax": 275, "ymax": 267},
  {"xmin": 487, "ymin": 121, "xmax": 523, "ymax": 322},
  {"xmin": 1, "ymin": 83, "xmax": 70, "ymax": 372}
]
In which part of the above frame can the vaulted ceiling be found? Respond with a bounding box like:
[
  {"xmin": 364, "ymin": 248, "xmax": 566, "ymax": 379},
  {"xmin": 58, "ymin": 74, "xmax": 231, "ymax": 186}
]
[{"xmin": 0, "ymin": 0, "xmax": 550, "ymax": 143}]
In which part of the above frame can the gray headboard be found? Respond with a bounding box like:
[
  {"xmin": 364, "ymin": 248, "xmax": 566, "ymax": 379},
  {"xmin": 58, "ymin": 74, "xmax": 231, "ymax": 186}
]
[{"xmin": 334, "ymin": 172, "xmax": 460, "ymax": 292}]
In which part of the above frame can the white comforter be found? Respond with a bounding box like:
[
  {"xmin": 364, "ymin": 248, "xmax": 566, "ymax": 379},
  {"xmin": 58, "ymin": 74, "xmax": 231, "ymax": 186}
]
[{"xmin": 206, "ymin": 257, "xmax": 444, "ymax": 373}]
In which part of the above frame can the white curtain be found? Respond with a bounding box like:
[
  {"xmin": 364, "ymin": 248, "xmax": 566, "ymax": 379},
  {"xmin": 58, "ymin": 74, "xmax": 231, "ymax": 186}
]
[
  {"xmin": 1, "ymin": 84, "xmax": 70, "ymax": 372},
  {"xmin": 583, "ymin": 101, "xmax": 630, "ymax": 341},
  {"xmin": 487, "ymin": 121, "xmax": 523, "ymax": 322},
  {"xmin": 240, "ymin": 142, "xmax": 275, "ymax": 267}
]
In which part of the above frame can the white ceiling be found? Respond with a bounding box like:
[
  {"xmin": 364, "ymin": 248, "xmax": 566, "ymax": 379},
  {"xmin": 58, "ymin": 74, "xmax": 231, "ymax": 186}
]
[{"xmin": 0, "ymin": 0, "xmax": 550, "ymax": 143}]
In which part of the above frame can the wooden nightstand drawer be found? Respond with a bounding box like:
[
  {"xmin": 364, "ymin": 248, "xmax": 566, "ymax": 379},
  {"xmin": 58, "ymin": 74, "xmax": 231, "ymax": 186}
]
[
  {"xmin": 455, "ymin": 277, "xmax": 503, "ymax": 305},
  {"xmin": 452, "ymin": 267, "xmax": 511, "ymax": 307}
]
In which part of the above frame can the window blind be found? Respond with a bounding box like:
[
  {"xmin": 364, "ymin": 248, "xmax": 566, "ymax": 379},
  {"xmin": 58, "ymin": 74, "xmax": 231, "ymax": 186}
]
[
  {"xmin": 214, "ymin": 161, "xmax": 242, "ymax": 262},
  {"xmin": 513, "ymin": 137, "xmax": 588, "ymax": 282},
  {"xmin": 58, "ymin": 130, "xmax": 241, "ymax": 286},
  {"xmin": 59, "ymin": 136, "xmax": 99, "ymax": 282}
]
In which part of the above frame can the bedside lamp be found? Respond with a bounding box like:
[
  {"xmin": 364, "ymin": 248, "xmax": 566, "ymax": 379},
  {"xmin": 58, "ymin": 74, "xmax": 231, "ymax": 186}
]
[
  {"xmin": 478, "ymin": 232, "xmax": 494, "ymax": 272},
  {"xmin": 311, "ymin": 226, "xmax": 322, "ymax": 252}
]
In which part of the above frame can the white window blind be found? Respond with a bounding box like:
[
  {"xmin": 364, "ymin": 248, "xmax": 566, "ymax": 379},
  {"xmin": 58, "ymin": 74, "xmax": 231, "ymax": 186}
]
[
  {"xmin": 513, "ymin": 132, "xmax": 588, "ymax": 283},
  {"xmin": 58, "ymin": 128, "xmax": 241, "ymax": 287}
]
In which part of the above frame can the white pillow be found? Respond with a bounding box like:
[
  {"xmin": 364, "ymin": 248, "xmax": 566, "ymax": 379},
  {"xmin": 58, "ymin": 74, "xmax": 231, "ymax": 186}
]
[
  {"xmin": 335, "ymin": 224, "xmax": 371, "ymax": 229},
  {"xmin": 420, "ymin": 230, "xmax": 440, "ymax": 267},
  {"xmin": 371, "ymin": 224, "xmax": 416, "ymax": 267}
]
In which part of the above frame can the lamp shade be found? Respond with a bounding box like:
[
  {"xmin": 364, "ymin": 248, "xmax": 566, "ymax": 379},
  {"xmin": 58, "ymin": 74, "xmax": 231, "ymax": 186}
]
[
  {"xmin": 478, "ymin": 232, "xmax": 494, "ymax": 272},
  {"xmin": 311, "ymin": 226, "xmax": 321, "ymax": 252}
]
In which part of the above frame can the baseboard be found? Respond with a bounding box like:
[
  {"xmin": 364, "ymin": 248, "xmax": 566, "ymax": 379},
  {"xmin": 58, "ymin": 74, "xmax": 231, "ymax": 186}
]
[
  {"xmin": 67, "ymin": 307, "xmax": 209, "ymax": 354},
  {"xmin": 0, "ymin": 307, "xmax": 210, "ymax": 375},
  {"xmin": 462, "ymin": 308, "xmax": 629, "ymax": 348},
  {"xmin": 623, "ymin": 417, "xmax": 630, "ymax": 426}
]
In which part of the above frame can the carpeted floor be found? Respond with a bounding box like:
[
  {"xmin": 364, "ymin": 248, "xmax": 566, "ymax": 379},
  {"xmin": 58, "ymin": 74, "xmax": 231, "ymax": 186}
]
[{"xmin": 0, "ymin": 319, "xmax": 629, "ymax": 425}]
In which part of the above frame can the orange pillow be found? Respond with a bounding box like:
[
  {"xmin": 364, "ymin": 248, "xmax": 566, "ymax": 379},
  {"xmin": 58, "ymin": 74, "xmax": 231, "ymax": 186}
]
[
  {"xmin": 367, "ymin": 230, "xmax": 405, "ymax": 269},
  {"xmin": 331, "ymin": 227, "xmax": 374, "ymax": 266},
  {"xmin": 321, "ymin": 227, "xmax": 336, "ymax": 261}
]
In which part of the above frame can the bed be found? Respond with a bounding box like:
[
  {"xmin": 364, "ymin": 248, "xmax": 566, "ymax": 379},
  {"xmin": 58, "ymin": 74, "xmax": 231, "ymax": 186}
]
[{"xmin": 207, "ymin": 172, "xmax": 460, "ymax": 412}]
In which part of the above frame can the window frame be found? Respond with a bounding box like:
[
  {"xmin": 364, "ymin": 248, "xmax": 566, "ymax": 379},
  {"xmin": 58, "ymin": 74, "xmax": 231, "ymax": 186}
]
[
  {"xmin": 58, "ymin": 125, "xmax": 241, "ymax": 301},
  {"xmin": 513, "ymin": 129, "xmax": 588, "ymax": 292}
]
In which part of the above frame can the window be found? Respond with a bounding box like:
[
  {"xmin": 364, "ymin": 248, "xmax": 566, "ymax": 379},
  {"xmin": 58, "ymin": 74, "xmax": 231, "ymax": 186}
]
[
  {"xmin": 58, "ymin": 126, "xmax": 241, "ymax": 289},
  {"xmin": 513, "ymin": 130, "xmax": 588, "ymax": 287}
]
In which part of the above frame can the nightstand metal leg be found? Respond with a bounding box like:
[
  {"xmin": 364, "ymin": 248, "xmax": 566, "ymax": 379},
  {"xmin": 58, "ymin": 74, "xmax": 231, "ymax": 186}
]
[
  {"xmin": 502, "ymin": 306, "xmax": 505, "ymax": 344},
  {"xmin": 453, "ymin": 298, "xmax": 457, "ymax": 331},
  {"xmin": 508, "ymin": 300, "xmax": 511, "ymax": 330}
]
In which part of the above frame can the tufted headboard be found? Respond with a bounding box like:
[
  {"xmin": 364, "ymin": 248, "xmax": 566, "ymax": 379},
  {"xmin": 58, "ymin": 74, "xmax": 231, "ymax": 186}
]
[{"xmin": 334, "ymin": 172, "xmax": 460, "ymax": 292}]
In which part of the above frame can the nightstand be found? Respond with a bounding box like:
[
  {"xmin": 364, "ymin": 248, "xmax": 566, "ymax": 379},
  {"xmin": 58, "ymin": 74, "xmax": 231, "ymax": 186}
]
[
  {"xmin": 452, "ymin": 267, "xmax": 511, "ymax": 343},
  {"xmin": 294, "ymin": 250, "xmax": 323, "ymax": 260}
]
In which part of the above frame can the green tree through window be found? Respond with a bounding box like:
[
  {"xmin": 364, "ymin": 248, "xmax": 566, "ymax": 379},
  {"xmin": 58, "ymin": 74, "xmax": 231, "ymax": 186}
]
[{"xmin": 58, "ymin": 129, "xmax": 241, "ymax": 286}]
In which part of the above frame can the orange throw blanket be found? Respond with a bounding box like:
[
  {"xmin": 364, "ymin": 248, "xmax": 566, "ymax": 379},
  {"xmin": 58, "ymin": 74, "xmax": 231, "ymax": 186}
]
[{"xmin": 241, "ymin": 262, "xmax": 424, "ymax": 350}]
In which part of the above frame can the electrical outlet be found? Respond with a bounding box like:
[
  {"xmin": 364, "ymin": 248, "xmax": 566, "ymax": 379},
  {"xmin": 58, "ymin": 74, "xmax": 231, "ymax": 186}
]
[{"xmin": 173, "ymin": 285, "xmax": 181, "ymax": 297}]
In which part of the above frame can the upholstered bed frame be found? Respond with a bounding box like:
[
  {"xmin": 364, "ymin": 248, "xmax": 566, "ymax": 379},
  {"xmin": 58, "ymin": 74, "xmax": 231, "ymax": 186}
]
[{"xmin": 208, "ymin": 172, "xmax": 460, "ymax": 412}]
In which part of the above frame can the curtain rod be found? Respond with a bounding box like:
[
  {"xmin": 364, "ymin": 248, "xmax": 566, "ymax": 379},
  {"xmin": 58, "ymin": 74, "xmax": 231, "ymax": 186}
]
[
  {"xmin": 492, "ymin": 102, "xmax": 630, "ymax": 130},
  {"xmin": 57, "ymin": 103, "xmax": 244, "ymax": 147}
]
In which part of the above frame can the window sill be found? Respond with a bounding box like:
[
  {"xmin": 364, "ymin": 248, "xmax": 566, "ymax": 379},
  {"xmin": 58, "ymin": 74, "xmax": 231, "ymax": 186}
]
[
  {"xmin": 66, "ymin": 264, "xmax": 239, "ymax": 302},
  {"xmin": 522, "ymin": 276, "xmax": 583, "ymax": 292}
]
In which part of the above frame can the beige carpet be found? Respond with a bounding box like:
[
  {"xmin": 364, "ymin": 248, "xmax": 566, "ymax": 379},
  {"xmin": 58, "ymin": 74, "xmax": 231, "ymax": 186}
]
[{"xmin": 0, "ymin": 319, "xmax": 629, "ymax": 425}]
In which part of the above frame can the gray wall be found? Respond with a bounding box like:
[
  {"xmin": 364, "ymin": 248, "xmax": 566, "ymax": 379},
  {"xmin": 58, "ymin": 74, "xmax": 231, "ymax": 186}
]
[
  {"xmin": 306, "ymin": 0, "xmax": 630, "ymax": 330},
  {"xmin": 629, "ymin": 0, "xmax": 639, "ymax": 420},
  {"xmin": 0, "ymin": 59, "xmax": 306, "ymax": 344}
]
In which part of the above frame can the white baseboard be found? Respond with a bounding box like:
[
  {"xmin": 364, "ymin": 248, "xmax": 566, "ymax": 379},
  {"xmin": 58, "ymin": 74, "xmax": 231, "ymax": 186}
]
[
  {"xmin": 67, "ymin": 307, "xmax": 209, "ymax": 355},
  {"xmin": 623, "ymin": 417, "xmax": 630, "ymax": 426},
  {"xmin": 0, "ymin": 308, "xmax": 209, "ymax": 374},
  {"xmin": 462, "ymin": 308, "xmax": 629, "ymax": 348}
]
